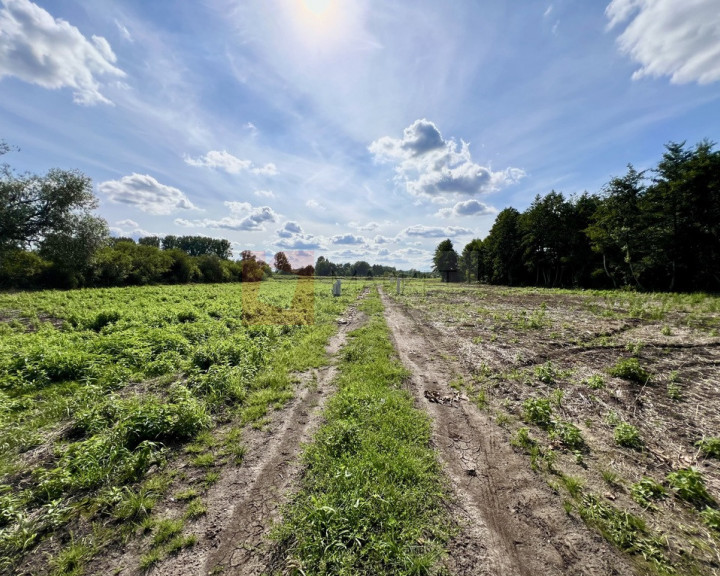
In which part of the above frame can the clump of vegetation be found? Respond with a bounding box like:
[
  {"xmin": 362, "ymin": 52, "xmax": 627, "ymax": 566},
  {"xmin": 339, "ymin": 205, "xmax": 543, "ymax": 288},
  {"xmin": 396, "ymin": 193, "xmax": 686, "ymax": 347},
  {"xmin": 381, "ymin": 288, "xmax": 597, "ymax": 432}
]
[
  {"xmin": 522, "ymin": 397, "xmax": 553, "ymax": 427},
  {"xmin": 630, "ymin": 477, "xmax": 666, "ymax": 510},
  {"xmin": 696, "ymin": 437, "xmax": 720, "ymax": 459},
  {"xmin": 666, "ymin": 468, "xmax": 716, "ymax": 508},
  {"xmin": 535, "ymin": 361, "xmax": 558, "ymax": 385},
  {"xmin": 576, "ymin": 493, "xmax": 668, "ymax": 570},
  {"xmin": 551, "ymin": 421, "xmax": 586, "ymax": 451},
  {"xmin": 614, "ymin": 422, "xmax": 643, "ymax": 450},
  {"xmin": 608, "ymin": 357, "xmax": 651, "ymax": 384},
  {"xmin": 583, "ymin": 374, "xmax": 605, "ymax": 389},
  {"xmin": 700, "ymin": 507, "xmax": 720, "ymax": 532}
]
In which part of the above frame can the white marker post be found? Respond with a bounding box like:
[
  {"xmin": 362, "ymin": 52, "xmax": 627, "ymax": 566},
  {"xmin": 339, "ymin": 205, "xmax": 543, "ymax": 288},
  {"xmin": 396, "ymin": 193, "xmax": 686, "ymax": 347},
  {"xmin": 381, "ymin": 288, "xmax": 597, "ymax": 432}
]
[
  {"xmin": 396, "ymin": 277, "xmax": 401, "ymax": 294},
  {"xmin": 332, "ymin": 279, "xmax": 342, "ymax": 297}
]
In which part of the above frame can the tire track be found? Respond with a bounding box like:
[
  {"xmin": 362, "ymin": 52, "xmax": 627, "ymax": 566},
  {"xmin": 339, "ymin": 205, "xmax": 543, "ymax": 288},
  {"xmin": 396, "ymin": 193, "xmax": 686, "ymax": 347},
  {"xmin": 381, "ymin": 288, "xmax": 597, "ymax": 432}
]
[{"xmin": 379, "ymin": 287, "xmax": 636, "ymax": 576}]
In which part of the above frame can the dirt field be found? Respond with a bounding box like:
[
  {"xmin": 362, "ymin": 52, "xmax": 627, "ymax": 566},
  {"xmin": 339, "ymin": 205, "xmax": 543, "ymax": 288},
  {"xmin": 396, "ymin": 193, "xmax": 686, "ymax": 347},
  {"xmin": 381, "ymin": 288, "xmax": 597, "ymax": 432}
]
[{"xmin": 384, "ymin": 281, "xmax": 720, "ymax": 575}]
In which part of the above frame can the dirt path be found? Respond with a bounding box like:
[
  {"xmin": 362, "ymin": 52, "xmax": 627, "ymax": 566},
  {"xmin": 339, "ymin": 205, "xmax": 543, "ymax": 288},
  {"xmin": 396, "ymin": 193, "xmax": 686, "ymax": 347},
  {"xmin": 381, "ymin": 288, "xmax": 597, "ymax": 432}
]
[
  {"xmin": 379, "ymin": 287, "xmax": 636, "ymax": 576},
  {"xmin": 99, "ymin": 304, "xmax": 366, "ymax": 576}
]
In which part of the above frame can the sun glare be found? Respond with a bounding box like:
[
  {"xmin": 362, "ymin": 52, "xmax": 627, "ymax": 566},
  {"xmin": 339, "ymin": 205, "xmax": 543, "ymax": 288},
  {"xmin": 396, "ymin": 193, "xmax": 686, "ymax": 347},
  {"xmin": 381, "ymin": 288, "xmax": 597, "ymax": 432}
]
[{"xmin": 302, "ymin": 0, "xmax": 333, "ymax": 15}]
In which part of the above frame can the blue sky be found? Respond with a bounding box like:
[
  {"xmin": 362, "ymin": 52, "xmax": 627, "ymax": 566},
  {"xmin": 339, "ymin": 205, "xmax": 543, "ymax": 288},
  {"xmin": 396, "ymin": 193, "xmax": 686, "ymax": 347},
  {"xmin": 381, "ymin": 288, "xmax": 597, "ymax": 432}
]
[{"xmin": 1, "ymin": 0, "xmax": 720, "ymax": 270}]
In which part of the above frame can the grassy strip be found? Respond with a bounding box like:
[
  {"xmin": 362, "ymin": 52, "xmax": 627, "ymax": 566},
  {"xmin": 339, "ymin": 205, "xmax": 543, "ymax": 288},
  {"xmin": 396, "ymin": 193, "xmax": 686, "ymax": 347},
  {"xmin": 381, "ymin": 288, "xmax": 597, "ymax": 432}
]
[{"xmin": 273, "ymin": 288, "xmax": 452, "ymax": 575}]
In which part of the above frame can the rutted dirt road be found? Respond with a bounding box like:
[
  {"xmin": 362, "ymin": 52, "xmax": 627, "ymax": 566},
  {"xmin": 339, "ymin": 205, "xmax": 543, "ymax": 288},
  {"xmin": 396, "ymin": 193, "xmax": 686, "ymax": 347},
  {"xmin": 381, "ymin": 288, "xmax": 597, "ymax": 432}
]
[
  {"xmin": 379, "ymin": 287, "xmax": 636, "ymax": 576},
  {"xmin": 93, "ymin": 303, "xmax": 366, "ymax": 576}
]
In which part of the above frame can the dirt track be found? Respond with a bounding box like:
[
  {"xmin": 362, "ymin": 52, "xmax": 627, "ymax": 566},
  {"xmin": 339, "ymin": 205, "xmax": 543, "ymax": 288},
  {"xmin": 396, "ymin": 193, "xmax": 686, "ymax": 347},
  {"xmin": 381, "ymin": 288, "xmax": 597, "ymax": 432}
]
[
  {"xmin": 379, "ymin": 287, "xmax": 636, "ymax": 576},
  {"xmin": 91, "ymin": 304, "xmax": 366, "ymax": 576}
]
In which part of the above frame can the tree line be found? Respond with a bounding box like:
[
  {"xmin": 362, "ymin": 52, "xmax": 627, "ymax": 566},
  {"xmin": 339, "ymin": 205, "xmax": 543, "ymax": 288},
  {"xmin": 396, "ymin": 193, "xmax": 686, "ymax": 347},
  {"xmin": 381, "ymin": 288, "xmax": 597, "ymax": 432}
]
[{"xmin": 450, "ymin": 140, "xmax": 719, "ymax": 292}]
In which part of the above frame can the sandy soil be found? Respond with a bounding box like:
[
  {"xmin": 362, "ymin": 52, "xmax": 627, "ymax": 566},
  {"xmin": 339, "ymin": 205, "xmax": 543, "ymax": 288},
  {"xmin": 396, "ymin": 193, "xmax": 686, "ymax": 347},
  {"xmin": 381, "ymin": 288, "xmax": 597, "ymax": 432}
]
[{"xmin": 379, "ymin": 287, "xmax": 636, "ymax": 576}]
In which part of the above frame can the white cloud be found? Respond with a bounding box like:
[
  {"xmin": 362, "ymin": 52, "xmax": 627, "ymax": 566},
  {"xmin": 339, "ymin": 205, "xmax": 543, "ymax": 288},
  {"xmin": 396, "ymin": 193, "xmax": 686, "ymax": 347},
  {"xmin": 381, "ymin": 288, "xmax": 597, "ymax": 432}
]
[
  {"xmin": 184, "ymin": 150, "xmax": 278, "ymax": 175},
  {"xmin": 0, "ymin": 0, "xmax": 125, "ymax": 105},
  {"xmin": 116, "ymin": 219, "xmax": 139, "ymax": 228},
  {"xmin": 400, "ymin": 224, "xmax": 474, "ymax": 238},
  {"xmin": 100, "ymin": 174, "xmax": 197, "ymax": 214},
  {"xmin": 114, "ymin": 19, "xmax": 132, "ymax": 42},
  {"xmin": 369, "ymin": 119, "xmax": 525, "ymax": 198},
  {"xmin": 437, "ymin": 199, "xmax": 496, "ymax": 218},
  {"xmin": 544, "ymin": 5, "xmax": 553, "ymax": 17},
  {"xmin": 606, "ymin": 0, "xmax": 720, "ymax": 85},
  {"xmin": 331, "ymin": 233, "xmax": 366, "ymax": 245},
  {"xmin": 274, "ymin": 221, "xmax": 324, "ymax": 249},
  {"xmin": 306, "ymin": 198, "xmax": 325, "ymax": 210},
  {"xmin": 175, "ymin": 202, "xmax": 278, "ymax": 232},
  {"xmin": 253, "ymin": 189, "xmax": 275, "ymax": 198},
  {"xmin": 356, "ymin": 221, "xmax": 380, "ymax": 231}
]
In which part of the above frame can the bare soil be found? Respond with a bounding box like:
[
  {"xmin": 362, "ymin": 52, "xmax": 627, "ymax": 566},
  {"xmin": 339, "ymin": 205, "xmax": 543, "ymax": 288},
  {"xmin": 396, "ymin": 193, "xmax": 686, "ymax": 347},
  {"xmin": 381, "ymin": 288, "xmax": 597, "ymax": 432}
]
[
  {"xmin": 379, "ymin": 286, "xmax": 636, "ymax": 576},
  {"xmin": 384, "ymin": 282, "xmax": 720, "ymax": 575},
  {"xmin": 86, "ymin": 304, "xmax": 367, "ymax": 576}
]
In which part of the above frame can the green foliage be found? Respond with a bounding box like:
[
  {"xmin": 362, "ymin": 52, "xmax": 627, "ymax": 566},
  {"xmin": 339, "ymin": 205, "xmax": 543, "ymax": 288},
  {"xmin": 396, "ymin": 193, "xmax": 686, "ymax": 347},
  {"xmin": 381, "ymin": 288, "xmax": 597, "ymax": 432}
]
[
  {"xmin": 666, "ymin": 468, "xmax": 716, "ymax": 508},
  {"xmin": 696, "ymin": 437, "xmax": 720, "ymax": 459},
  {"xmin": 614, "ymin": 422, "xmax": 643, "ymax": 450},
  {"xmin": 700, "ymin": 507, "xmax": 720, "ymax": 532},
  {"xmin": 630, "ymin": 478, "xmax": 666, "ymax": 510},
  {"xmin": 522, "ymin": 397, "xmax": 553, "ymax": 427},
  {"xmin": 274, "ymin": 290, "xmax": 451, "ymax": 575},
  {"xmin": 608, "ymin": 357, "xmax": 651, "ymax": 384},
  {"xmin": 551, "ymin": 421, "xmax": 585, "ymax": 451},
  {"xmin": 584, "ymin": 374, "xmax": 605, "ymax": 389},
  {"xmin": 535, "ymin": 361, "xmax": 557, "ymax": 385},
  {"xmin": 577, "ymin": 494, "xmax": 668, "ymax": 569}
]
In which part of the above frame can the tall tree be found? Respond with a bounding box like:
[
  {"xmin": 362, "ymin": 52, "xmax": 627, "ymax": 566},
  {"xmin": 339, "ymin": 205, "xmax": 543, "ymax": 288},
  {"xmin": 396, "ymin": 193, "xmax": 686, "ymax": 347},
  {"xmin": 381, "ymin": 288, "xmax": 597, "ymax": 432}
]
[
  {"xmin": 433, "ymin": 239, "xmax": 459, "ymax": 282},
  {"xmin": 483, "ymin": 208, "xmax": 523, "ymax": 285},
  {"xmin": 274, "ymin": 251, "xmax": 292, "ymax": 273},
  {"xmin": 1, "ymin": 155, "xmax": 101, "ymax": 253}
]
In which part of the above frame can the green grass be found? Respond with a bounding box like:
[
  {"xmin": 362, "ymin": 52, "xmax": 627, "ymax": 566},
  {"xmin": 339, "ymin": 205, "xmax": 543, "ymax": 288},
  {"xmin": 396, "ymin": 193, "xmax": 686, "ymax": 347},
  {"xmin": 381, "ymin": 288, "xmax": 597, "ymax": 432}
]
[
  {"xmin": 0, "ymin": 279, "xmax": 367, "ymax": 572},
  {"xmin": 614, "ymin": 422, "xmax": 643, "ymax": 450},
  {"xmin": 696, "ymin": 437, "xmax": 720, "ymax": 459},
  {"xmin": 273, "ymin": 288, "xmax": 452, "ymax": 575}
]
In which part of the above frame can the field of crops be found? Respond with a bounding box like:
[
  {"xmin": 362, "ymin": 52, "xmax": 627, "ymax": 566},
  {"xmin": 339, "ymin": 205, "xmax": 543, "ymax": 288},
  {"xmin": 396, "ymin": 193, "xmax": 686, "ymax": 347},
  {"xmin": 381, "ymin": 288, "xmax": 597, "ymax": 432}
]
[{"xmin": 0, "ymin": 278, "xmax": 365, "ymax": 575}]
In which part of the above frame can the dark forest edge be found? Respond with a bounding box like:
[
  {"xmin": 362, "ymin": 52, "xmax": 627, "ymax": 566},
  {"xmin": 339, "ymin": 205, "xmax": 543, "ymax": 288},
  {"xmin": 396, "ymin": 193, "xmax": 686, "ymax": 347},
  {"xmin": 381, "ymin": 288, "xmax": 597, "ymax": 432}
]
[
  {"xmin": 443, "ymin": 139, "xmax": 720, "ymax": 293},
  {"xmin": 2, "ymin": 139, "xmax": 719, "ymax": 292}
]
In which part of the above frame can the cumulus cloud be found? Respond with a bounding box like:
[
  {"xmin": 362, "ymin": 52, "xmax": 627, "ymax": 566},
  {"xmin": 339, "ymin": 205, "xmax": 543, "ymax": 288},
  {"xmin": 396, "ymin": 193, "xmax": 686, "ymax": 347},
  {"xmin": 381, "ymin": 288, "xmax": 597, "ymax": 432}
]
[
  {"xmin": 274, "ymin": 221, "xmax": 324, "ymax": 249},
  {"xmin": 373, "ymin": 235, "xmax": 395, "ymax": 244},
  {"xmin": 174, "ymin": 201, "xmax": 278, "ymax": 232},
  {"xmin": 437, "ymin": 199, "xmax": 496, "ymax": 218},
  {"xmin": 0, "ymin": 0, "xmax": 125, "ymax": 105},
  {"xmin": 331, "ymin": 233, "xmax": 366, "ymax": 245},
  {"xmin": 400, "ymin": 224, "xmax": 474, "ymax": 238},
  {"xmin": 606, "ymin": 0, "xmax": 720, "ymax": 85},
  {"xmin": 184, "ymin": 150, "xmax": 278, "ymax": 175},
  {"xmin": 369, "ymin": 119, "xmax": 524, "ymax": 198},
  {"xmin": 100, "ymin": 174, "xmax": 197, "ymax": 214},
  {"xmin": 254, "ymin": 189, "xmax": 275, "ymax": 198}
]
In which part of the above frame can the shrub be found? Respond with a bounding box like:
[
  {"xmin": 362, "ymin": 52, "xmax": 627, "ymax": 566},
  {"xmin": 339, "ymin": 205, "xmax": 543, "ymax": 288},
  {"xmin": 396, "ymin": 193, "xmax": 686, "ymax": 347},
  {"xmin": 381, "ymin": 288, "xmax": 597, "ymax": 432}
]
[
  {"xmin": 614, "ymin": 422, "xmax": 643, "ymax": 450},
  {"xmin": 608, "ymin": 358, "xmax": 650, "ymax": 384}
]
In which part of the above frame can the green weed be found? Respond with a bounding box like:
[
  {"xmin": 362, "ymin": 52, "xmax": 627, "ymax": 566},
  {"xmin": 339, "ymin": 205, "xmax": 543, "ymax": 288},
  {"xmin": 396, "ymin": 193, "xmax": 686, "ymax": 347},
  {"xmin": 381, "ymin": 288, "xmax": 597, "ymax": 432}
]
[
  {"xmin": 696, "ymin": 437, "xmax": 720, "ymax": 459},
  {"xmin": 522, "ymin": 397, "xmax": 553, "ymax": 427},
  {"xmin": 614, "ymin": 422, "xmax": 643, "ymax": 450},
  {"xmin": 630, "ymin": 477, "xmax": 666, "ymax": 510},
  {"xmin": 608, "ymin": 358, "xmax": 651, "ymax": 384},
  {"xmin": 666, "ymin": 468, "xmax": 716, "ymax": 508}
]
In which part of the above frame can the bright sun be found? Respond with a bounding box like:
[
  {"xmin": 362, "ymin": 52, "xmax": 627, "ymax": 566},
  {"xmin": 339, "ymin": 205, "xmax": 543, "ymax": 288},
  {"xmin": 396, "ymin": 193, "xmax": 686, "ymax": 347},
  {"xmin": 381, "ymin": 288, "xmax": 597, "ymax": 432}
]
[{"xmin": 302, "ymin": 0, "xmax": 333, "ymax": 15}]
